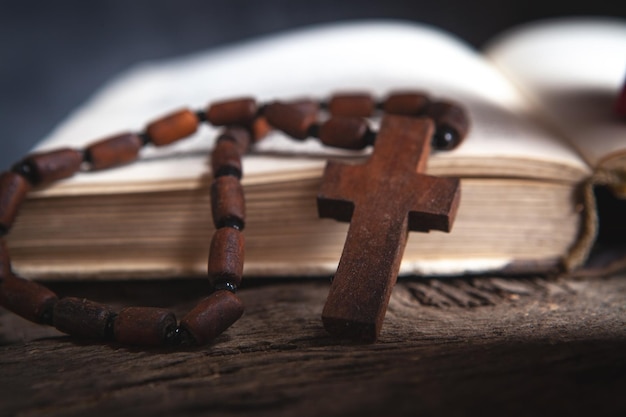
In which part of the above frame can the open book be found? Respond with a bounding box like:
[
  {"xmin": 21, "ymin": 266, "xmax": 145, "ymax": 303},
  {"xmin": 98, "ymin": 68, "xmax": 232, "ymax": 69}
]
[{"xmin": 7, "ymin": 18, "xmax": 626, "ymax": 280}]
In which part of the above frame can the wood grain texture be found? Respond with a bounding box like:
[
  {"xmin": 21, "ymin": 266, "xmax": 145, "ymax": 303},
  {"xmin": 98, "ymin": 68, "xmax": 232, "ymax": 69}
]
[
  {"xmin": 180, "ymin": 290, "xmax": 244, "ymax": 346},
  {"xmin": 382, "ymin": 91, "xmax": 430, "ymax": 115},
  {"xmin": 113, "ymin": 307, "xmax": 177, "ymax": 346},
  {"xmin": 206, "ymin": 98, "xmax": 257, "ymax": 127},
  {"xmin": 211, "ymin": 139, "xmax": 243, "ymax": 179},
  {"xmin": 263, "ymin": 101, "xmax": 317, "ymax": 140},
  {"xmin": 328, "ymin": 92, "xmax": 375, "ymax": 117},
  {"xmin": 145, "ymin": 108, "xmax": 199, "ymax": 147},
  {"xmin": 208, "ymin": 227, "xmax": 244, "ymax": 288},
  {"xmin": 210, "ymin": 176, "xmax": 245, "ymax": 229},
  {"xmin": 0, "ymin": 273, "xmax": 57, "ymax": 324},
  {"xmin": 14, "ymin": 148, "xmax": 83, "ymax": 186},
  {"xmin": 318, "ymin": 116, "xmax": 460, "ymax": 341},
  {"xmin": 85, "ymin": 132, "xmax": 143, "ymax": 170},
  {"xmin": 52, "ymin": 297, "xmax": 114, "ymax": 339},
  {"xmin": 318, "ymin": 117, "xmax": 370, "ymax": 150},
  {"xmin": 0, "ymin": 274, "xmax": 625, "ymax": 417}
]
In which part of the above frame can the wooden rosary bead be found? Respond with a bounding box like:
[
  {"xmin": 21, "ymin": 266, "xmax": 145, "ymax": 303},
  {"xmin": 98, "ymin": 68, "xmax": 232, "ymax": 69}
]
[
  {"xmin": 206, "ymin": 97, "xmax": 258, "ymax": 126},
  {"xmin": 208, "ymin": 227, "xmax": 244, "ymax": 288},
  {"xmin": 383, "ymin": 91, "xmax": 430, "ymax": 115},
  {"xmin": 113, "ymin": 307, "xmax": 177, "ymax": 346},
  {"xmin": 288, "ymin": 99, "xmax": 320, "ymax": 119},
  {"xmin": 426, "ymin": 101, "xmax": 470, "ymax": 150},
  {"xmin": 250, "ymin": 116, "xmax": 272, "ymax": 142},
  {"xmin": 0, "ymin": 274, "xmax": 58, "ymax": 324},
  {"xmin": 180, "ymin": 290, "xmax": 244, "ymax": 345},
  {"xmin": 13, "ymin": 148, "xmax": 83, "ymax": 186},
  {"xmin": 53, "ymin": 297, "xmax": 116, "ymax": 339},
  {"xmin": 145, "ymin": 108, "xmax": 199, "ymax": 147},
  {"xmin": 263, "ymin": 101, "xmax": 317, "ymax": 140},
  {"xmin": 0, "ymin": 171, "xmax": 31, "ymax": 235},
  {"xmin": 319, "ymin": 117, "xmax": 371, "ymax": 150},
  {"xmin": 328, "ymin": 93, "xmax": 375, "ymax": 117},
  {"xmin": 212, "ymin": 140, "xmax": 243, "ymax": 179},
  {"xmin": 219, "ymin": 126, "xmax": 252, "ymax": 154},
  {"xmin": 85, "ymin": 132, "xmax": 144, "ymax": 170},
  {"xmin": 211, "ymin": 175, "xmax": 245, "ymax": 229}
]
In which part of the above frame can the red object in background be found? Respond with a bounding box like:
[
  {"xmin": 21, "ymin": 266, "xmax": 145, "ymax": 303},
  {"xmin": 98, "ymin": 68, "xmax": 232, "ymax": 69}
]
[{"xmin": 616, "ymin": 79, "xmax": 626, "ymax": 118}]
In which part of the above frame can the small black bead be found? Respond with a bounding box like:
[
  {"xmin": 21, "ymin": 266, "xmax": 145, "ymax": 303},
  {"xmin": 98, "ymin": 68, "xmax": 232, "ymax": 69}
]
[
  {"xmin": 39, "ymin": 304, "xmax": 55, "ymax": 326},
  {"xmin": 82, "ymin": 149, "xmax": 94, "ymax": 164},
  {"xmin": 307, "ymin": 123, "xmax": 320, "ymax": 138},
  {"xmin": 363, "ymin": 128, "xmax": 377, "ymax": 147},
  {"xmin": 165, "ymin": 326, "xmax": 195, "ymax": 346},
  {"xmin": 217, "ymin": 217, "xmax": 244, "ymax": 231},
  {"xmin": 104, "ymin": 312, "xmax": 118, "ymax": 340},
  {"xmin": 78, "ymin": 149, "xmax": 87, "ymax": 163},
  {"xmin": 214, "ymin": 282, "xmax": 238, "ymax": 293},
  {"xmin": 11, "ymin": 160, "xmax": 40, "ymax": 186},
  {"xmin": 256, "ymin": 103, "xmax": 268, "ymax": 117},
  {"xmin": 215, "ymin": 165, "xmax": 242, "ymax": 180},
  {"xmin": 375, "ymin": 100, "xmax": 385, "ymax": 111},
  {"xmin": 319, "ymin": 100, "xmax": 329, "ymax": 110},
  {"xmin": 138, "ymin": 132, "xmax": 152, "ymax": 146},
  {"xmin": 433, "ymin": 125, "xmax": 460, "ymax": 151},
  {"xmin": 196, "ymin": 110, "xmax": 208, "ymax": 123}
]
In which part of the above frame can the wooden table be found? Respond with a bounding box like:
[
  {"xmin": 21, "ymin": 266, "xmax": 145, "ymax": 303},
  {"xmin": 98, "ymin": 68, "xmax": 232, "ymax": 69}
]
[{"xmin": 1, "ymin": 273, "xmax": 625, "ymax": 416}]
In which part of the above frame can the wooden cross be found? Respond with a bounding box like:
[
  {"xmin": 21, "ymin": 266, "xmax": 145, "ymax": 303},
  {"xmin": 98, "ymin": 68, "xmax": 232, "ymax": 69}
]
[{"xmin": 317, "ymin": 115, "xmax": 461, "ymax": 342}]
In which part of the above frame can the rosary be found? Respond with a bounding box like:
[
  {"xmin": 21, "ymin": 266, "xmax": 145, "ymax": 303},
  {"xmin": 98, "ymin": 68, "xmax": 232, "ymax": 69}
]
[{"xmin": 0, "ymin": 91, "xmax": 468, "ymax": 346}]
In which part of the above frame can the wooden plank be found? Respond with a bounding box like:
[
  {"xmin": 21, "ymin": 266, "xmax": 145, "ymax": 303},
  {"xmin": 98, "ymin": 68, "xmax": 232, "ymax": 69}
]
[{"xmin": 1, "ymin": 274, "xmax": 625, "ymax": 416}]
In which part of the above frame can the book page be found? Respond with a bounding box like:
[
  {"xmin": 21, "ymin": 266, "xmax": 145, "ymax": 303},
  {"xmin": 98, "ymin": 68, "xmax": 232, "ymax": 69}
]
[
  {"xmin": 32, "ymin": 20, "xmax": 589, "ymax": 196},
  {"xmin": 485, "ymin": 18, "xmax": 626, "ymax": 168}
]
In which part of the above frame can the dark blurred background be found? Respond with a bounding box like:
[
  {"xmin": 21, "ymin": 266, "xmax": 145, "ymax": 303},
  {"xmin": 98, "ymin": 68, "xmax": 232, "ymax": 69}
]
[{"xmin": 1, "ymin": 0, "xmax": 625, "ymax": 168}]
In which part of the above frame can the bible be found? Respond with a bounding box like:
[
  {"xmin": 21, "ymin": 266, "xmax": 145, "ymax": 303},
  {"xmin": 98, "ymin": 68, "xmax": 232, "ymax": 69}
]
[{"xmin": 6, "ymin": 18, "xmax": 626, "ymax": 280}]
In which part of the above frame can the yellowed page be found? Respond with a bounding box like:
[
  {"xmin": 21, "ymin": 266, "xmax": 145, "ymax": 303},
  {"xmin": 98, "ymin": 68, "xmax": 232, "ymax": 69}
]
[
  {"xmin": 485, "ymin": 18, "xmax": 626, "ymax": 168},
  {"xmin": 31, "ymin": 20, "xmax": 589, "ymax": 198}
]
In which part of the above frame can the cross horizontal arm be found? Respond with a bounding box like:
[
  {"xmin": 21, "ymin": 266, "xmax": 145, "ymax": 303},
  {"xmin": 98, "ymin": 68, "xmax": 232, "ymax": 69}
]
[
  {"xmin": 408, "ymin": 176, "xmax": 460, "ymax": 233},
  {"xmin": 317, "ymin": 162, "xmax": 360, "ymax": 222}
]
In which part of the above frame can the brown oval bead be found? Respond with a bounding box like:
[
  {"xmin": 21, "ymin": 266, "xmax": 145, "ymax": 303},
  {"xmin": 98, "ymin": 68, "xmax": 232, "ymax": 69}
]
[
  {"xmin": 288, "ymin": 99, "xmax": 320, "ymax": 120},
  {"xmin": 319, "ymin": 117, "xmax": 370, "ymax": 150},
  {"xmin": 0, "ymin": 274, "xmax": 58, "ymax": 324},
  {"xmin": 180, "ymin": 290, "xmax": 244, "ymax": 345},
  {"xmin": 426, "ymin": 101, "xmax": 470, "ymax": 141},
  {"xmin": 212, "ymin": 140, "xmax": 242, "ymax": 179},
  {"xmin": 211, "ymin": 176, "xmax": 245, "ymax": 229},
  {"xmin": 0, "ymin": 171, "xmax": 31, "ymax": 234},
  {"xmin": 383, "ymin": 91, "xmax": 430, "ymax": 115},
  {"xmin": 208, "ymin": 227, "xmax": 244, "ymax": 288},
  {"xmin": 53, "ymin": 297, "xmax": 116, "ymax": 339},
  {"xmin": 206, "ymin": 98, "xmax": 257, "ymax": 126},
  {"xmin": 328, "ymin": 93, "xmax": 375, "ymax": 117},
  {"xmin": 146, "ymin": 108, "xmax": 199, "ymax": 147},
  {"xmin": 113, "ymin": 307, "xmax": 177, "ymax": 346},
  {"xmin": 219, "ymin": 126, "xmax": 252, "ymax": 155},
  {"xmin": 263, "ymin": 101, "xmax": 316, "ymax": 140},
  {"xmin": 14, "ymin": 148, "xmax": 83, "ymax": 186},
  {"xmin": 250, "ymin": 116, "xmax": 272, "ymax": 142},
  {"xmin": 86, "ymin": 132, "xmax": 143, "ymax": 170}
]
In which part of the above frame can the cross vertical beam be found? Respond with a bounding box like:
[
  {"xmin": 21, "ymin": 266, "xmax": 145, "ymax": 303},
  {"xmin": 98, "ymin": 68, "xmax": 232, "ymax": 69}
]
[{"xmin": 318, "ymin": 115, "xmax": 461, "ymax": 341}]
